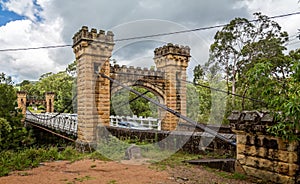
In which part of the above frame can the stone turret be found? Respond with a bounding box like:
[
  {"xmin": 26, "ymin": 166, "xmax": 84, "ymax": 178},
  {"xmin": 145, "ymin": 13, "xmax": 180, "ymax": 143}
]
[
  {"xmin": 45, "ymin": 92, "xmax": 55, "ymax": 113},
  {"xmin": 154, "ymin": 43, "xmax": 191, "ymax": 130},
  {"xmin": 73, "ymin": 26, "xmax": 114, "ymax": 149},
  {"xmin": 17, "ymin": 91, "xmax": 27, "ymax": 122}
]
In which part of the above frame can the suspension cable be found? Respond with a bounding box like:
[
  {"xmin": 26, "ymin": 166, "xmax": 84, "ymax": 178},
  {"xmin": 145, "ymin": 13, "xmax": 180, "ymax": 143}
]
[
  {"xmin": 98, "ymin": 72, "xmax": 236, "ymax": 146},
  {"xmin": 113, "ymin": 90, "xmax": 150, "ymax": 110}
]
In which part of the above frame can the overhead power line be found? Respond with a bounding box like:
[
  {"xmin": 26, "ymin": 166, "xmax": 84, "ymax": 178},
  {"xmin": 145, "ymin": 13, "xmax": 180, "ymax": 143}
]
[
  {"xmin": 0, "ymin": 11, "xmax": 300, "ymax": 52},
  {"xmin": 0, "ymin": 44, "xmax": 72, "ymax": 52},
  {"xmin": 183, "ymin": 79, "xmax": 266, "ymax": 104},
  {"xmin": 115, "ymin": 11, "xmax": 300, "ymax": 42}
]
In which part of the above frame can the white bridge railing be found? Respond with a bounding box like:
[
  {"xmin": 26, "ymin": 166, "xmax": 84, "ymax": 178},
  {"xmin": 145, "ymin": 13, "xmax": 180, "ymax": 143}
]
[
  {"xmin": 25, "ymin": 112, "xmax": 78, "ymax": 136},
  {"xmin": 110, "ymin": 115, "xmax": 161, "ymax": 130},
  {"xmin": 25, "ymin": 112, "xmax": 161, "ymax": 136}
]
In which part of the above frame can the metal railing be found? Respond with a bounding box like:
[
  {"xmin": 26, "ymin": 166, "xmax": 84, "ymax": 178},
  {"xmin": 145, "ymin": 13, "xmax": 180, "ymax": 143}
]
[
  {"xmin": 110, "ymin": 115, "xmax": 161, "ymax": 130},
  {"xmin": 25, "ymin": 111, "xmax": 78, "ymax": 136}
]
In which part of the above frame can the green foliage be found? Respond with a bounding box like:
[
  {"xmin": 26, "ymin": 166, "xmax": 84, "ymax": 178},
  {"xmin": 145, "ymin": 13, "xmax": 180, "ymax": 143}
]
[
  {"xmin": 20, "ymin": 61, "xmax": 76, "ymax": 113},
  {"xmin": 193, "ymin": 13, "xmax": 299, "ymax": 140},
  {"xmin": 0, "ymin": 73, "xmax": 35, "ymax": 150},
  {"xmin": 0, "ymin": 146, "xmax": 84, "ymax": 176},
  {"xmin": 187, "ymin": 84, "xmax": 202, "ymax": 121},
  {"xmin": 96, "ymin": 136, "xmax": 130, "ymax": 160},
  {"xmin": 243, "ymin": 49, "xmax": 300, "ymax": 140},
  {"xmin": 209, "ymin": 12, "xmax": 288, "ymax": 107},
  {"xmin": 36, "ymin": 71, "xmax": 75, "ymax": 113},
  {"xmin": 111, "ymin": 87, "xmax": 158, "ymax": 117}
]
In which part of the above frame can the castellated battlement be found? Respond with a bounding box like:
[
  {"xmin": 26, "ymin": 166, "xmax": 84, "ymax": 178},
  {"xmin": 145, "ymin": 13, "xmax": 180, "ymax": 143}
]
[
  {"xmin": 110, "ymin": 64, "xmax": 165, "ymax": 78},
  {"xmin": 154, "ymin": 43, "xmax": 190, "ymax": 58},
  {"xmin": 72, "ymin": 26, "xmax": 114, "ymax": 46}
]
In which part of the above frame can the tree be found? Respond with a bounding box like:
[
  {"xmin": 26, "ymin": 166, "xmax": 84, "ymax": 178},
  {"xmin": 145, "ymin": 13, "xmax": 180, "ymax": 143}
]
[
  {"xmin": 205, "ymin": 12, "xmax": 299, "ymax": 140},
  {"xmin": 111, "ymin": 87, "xmax": 158, "ymax": 118},
  {"xmin": 245, "ymin": 49, "xmax": 300, "ymax": 140},
  {"xmin": 0, "ymin": 73, "xmax": 34, "ymax": 150},
  {"xmin": 35, "ymin": 71, "xmax": 75, "ymax": 113},
  {"xmin": 66, "ymin": 60, "xmax": 77, "ymax": 77},
  {"xmin": 209, "ymin": 12, "xmax": 288, "ymax": 105}
]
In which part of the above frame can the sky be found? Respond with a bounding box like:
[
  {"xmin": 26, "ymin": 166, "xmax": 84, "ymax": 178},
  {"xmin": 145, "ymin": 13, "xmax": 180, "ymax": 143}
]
[{"xmin": 0, "ymin": 0, "xmax": 299, "ymax": 83}]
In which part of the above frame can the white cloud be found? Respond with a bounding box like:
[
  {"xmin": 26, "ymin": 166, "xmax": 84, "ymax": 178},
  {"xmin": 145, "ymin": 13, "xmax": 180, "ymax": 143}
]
[
  {"xmin": 0, "ymin": 15, "xmax": 66, "ymax": 82},
  {"xmin": 0, "ymin": 0, "xmax": 299, "ymax": 83}
]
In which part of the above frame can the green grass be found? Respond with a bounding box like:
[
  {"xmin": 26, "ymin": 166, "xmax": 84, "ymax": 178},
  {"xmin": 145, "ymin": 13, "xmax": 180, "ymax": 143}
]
[
  {"xmin": 204, "ymin": 166, "xmax": 247, "ymax": 180},
  {"xmin": 107, "ymin": 180, "xmax": 118, "ymax": 184},
  {"xmin": 152, "ymin": 151, "xmax": 201, "ymax": 170},
  {"xmin": 0, "ymin": 146, "xmax": 87, "ymax": 177},
  {"xmin": 74, "ymin": 175, "xmax": 94, "ymax": 182}
]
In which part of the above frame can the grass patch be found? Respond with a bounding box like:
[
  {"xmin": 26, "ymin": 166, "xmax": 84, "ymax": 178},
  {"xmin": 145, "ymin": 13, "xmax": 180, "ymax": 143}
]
[
  {"xmin": 107, "ymin": 179, "xmax": 118, "ymax": 184},
  {"xmin": 152, "ymin": 151, "xmax": 200, "ymax": 170},
  {"xmin": 0, "ymin": 146, "xmax": 85, "ymax": 177},
  {"xmin": 74, "ymin": 175, "xmax": 94, "ymax": 182},
  {"xmin": 204, "ymin": 166, "xmax": 247, "ymax": 180}
]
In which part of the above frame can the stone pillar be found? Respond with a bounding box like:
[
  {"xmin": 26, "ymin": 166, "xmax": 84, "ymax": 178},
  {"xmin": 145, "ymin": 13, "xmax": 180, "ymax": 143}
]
[
  {"xmin": 96, "ymin": 59, "xmax": 111, "ymax": 126},
  {"xmin": 73, "ymin": 26, "xmax": 114, "ymax": 148},
  {"xmin": 17, "ymin": 91, "xmax": 27, "ymax": 121},
  {"xmin": 228, "ymin": 111, "xmax": 299, "ymax": 184},
  {"xmin": 154, "ymin": 43, "xmax": 190, "ymax": 130},
  {"xmin": 45, "ymin": 92, "xmax": 55, "ymax": 113}
]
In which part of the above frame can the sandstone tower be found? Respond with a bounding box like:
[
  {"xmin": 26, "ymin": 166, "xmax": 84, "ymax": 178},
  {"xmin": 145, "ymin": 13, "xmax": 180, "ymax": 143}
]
[
  {"xmin": 45, "ymin": 92, "xmax": 55, "ymax": 113},
  {"xmin": 17, "ymin": 91, "xmax": 27, "ymax": 121},
  {"xmin": 154, "ymin": 43, "xmax": 190, "ymax": 130},
  {"xmin": 73, "ymin": 26, "xmax": 114, "ymax": 147}
]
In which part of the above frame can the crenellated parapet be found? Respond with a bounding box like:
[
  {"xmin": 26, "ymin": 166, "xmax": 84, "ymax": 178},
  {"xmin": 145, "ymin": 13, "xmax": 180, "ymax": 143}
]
[
  {"xmin": 110, "ymin": 64, "xmax": 165, "ymax": 78},
  {"xmin": 154, "ymin": 43, "xmax": 190, "ymax": 57},
  {"xmin": 154, "ymin": 43, "xmax": 190, "ymax": 70},
  {"xmin": 110, "ymin": 64, "xmax": 166, "ymax": 99},
  {"xmin": 72, "ymin": 26, "xmax": 114, "ymax": 59},
  {"xmin": 73, "ymin": 26, "xmax": 114, "ymax": 46}
]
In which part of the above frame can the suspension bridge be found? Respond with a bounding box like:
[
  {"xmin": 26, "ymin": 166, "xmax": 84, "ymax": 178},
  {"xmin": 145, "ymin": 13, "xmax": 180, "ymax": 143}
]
[
  {"xmin": 12, "ymin": 26, "xmax": 300, "ymax": 184},
  {"xmin": 16, "ymin": 26, "xmax": 239, "ymax": 149}
]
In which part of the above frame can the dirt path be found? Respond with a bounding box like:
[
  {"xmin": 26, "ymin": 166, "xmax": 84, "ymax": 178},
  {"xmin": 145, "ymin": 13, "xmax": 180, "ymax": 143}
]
[{"xmin": 0, "ymin": 159, "xmax": 254, "ymax": 184}]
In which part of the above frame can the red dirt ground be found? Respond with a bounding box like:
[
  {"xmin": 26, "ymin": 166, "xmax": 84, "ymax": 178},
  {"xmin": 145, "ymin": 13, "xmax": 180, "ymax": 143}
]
[{"xmin": 0, "ymin": 159, "xmax": 255, "ymax": 184}]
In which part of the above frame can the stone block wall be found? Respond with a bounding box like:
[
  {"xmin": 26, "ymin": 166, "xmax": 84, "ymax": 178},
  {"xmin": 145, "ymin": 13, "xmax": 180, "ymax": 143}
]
[{"xmin": 228, "ymin": 111, "xmax": 299, "ymax": 184}]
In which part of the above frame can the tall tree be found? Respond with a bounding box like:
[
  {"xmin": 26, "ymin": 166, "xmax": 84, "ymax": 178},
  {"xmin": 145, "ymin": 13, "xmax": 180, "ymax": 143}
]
[
  {"xmin": 245, "ymin": 49, "xmax": 300, "ymax": 140},
  {"xmin": 35, "ymin": 71, "xmax": 75, "ymax": 113},
  {"xmin": 209, "ymin": 13, "xmax": 288, "ymax": 105},
  {"xmin": 0, "ymin": 73, "xmax": 34, "ymax": 150}
]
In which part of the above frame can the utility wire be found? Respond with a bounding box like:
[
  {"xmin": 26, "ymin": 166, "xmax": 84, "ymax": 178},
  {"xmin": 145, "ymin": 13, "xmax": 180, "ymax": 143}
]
[
  {"xmin": 183, "ymin": 79, "xmax": 266, "ymax": 104},
  {"xmin": 0, "ymin": 11, "xmax": 299, "ymax": 52},
  {"xmin": 115, "ymin": 11, "xmax": 300, "ymax": 41},
  {"xmin": 0, "ymin": 44, "xmax": 72, "ymax": 52}
]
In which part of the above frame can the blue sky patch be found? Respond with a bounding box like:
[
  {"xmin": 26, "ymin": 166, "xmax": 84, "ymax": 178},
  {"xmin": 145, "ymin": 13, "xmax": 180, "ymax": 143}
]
[
  {"xmin": 0, "ymin": 8, "xmax": 26, "ymax": 26},
  {"xmin": 0, "ymin": 0, "xmax": 43, "ymax": 26}
]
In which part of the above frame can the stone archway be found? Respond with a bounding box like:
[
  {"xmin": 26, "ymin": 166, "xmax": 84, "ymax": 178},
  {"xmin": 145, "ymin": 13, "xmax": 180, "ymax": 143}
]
[
  {"xmin": 110, "ymin": 80, "xmax": 166, "ymax": 121},
  {"xmin": 72, "ymin": 26, "xmax": 190, "ymax": 145}
]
